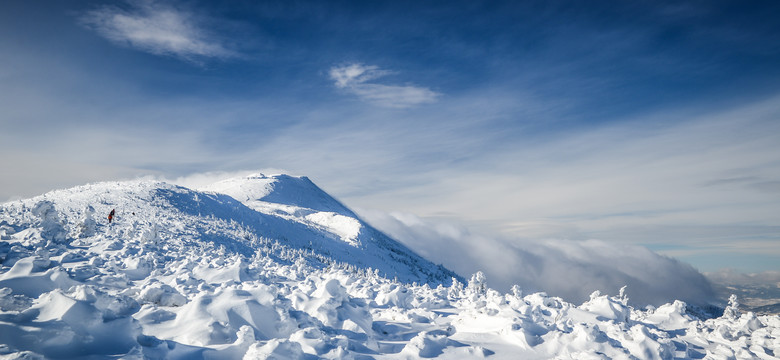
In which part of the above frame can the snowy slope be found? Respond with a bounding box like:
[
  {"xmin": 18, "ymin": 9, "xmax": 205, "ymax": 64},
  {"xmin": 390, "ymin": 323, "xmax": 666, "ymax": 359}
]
[
  {"xmin": 0, "ymin": 176, "xmax": 455, "ymax": 286},
  {"xmin": 0, "ymin": 175, "xmax": 778, "ymax": 359},
  {"xmin": 199, "ymin": 173, "xmax": 458, "ymax": 285},
  {"xmin": 202, "ymin": 174, "xmax": 358, "ymax": 216}
]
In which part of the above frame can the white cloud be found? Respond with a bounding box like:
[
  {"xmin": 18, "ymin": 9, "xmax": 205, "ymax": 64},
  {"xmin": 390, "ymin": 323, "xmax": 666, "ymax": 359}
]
[
  {"xmin": 329, "ymin": 64, "xmax": 392, "ymax": 88},
  {"xmin": 358, "ymin": 209, "xmax": 716, "ymax": 307},
  {"xmin": 329, "ymin": 63, "xmax": 440, "ymax": 108},
  {"xmin": 80, "ymin": 0, "xmax": 235, "ymax": 61}
]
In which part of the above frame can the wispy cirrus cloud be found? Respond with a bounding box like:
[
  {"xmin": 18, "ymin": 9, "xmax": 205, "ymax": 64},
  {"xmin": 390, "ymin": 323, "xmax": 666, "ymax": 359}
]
[
  {"xmin": 80, "ymin": 0, "xmax": 236, "ymax": 61},
  {"xmin": 329, "ymin": 63, "xmax": 440, "ymax": 108}
]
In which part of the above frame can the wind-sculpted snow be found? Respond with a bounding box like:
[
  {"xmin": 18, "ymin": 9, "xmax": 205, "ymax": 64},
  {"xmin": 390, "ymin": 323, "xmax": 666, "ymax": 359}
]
[{"xmin": 0, "ymin": 175, "xmax": 778, "ymax": 359}]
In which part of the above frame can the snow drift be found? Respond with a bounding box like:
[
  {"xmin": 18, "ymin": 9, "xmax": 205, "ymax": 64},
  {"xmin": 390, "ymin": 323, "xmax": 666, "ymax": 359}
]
[{"xmin": 0, "ymin": 173, "xmax": 777, "ymax": 359}]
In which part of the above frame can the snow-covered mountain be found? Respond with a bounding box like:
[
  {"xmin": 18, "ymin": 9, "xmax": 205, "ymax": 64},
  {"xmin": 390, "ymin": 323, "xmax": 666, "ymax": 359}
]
[
  {"xmin": 1, "ymin": 174, "xmax": 457, "ymax": 286},
  {"xmin": 0, "ymin": 174, "xmax": 778, "ymax": 359},
  {"xmin": 198, "ymin": 174, "xmax": 456, "ymax": 284}
]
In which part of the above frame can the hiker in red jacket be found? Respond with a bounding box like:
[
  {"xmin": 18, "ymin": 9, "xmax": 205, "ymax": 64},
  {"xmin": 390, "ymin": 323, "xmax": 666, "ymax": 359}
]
[{"xmin": 108, "ymin": 209, "xmax": 115, "ymax": 223}]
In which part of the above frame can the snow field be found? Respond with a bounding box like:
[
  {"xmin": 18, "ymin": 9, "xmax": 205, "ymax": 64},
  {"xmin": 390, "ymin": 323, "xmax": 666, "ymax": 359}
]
[{"xmin": 0, "ymin": 175, "xmax": 777, "ymax": 359}]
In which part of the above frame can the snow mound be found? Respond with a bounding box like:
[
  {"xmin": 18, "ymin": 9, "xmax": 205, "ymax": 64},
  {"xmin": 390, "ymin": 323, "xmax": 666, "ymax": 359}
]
[
  {"xmin": 201, "ymin": 173, "xmax": 355, "ymax": 216},
  {"xmin": 0, "ymin": 174, "xmax": 778, "ymax": 359},
  {"xmin": 202, "ymin": 174, "xmax": 362, "ymax": 246}
]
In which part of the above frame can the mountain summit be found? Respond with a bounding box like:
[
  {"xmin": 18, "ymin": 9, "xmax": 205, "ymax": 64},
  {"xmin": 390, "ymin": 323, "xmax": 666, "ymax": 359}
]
[
  {"xmin": 200, "ymin": 173, "xmax": 459, "ymax": 284},
  {"xmin": 202, "ymin": 173, "xmax": 357, "ymax": 216}
]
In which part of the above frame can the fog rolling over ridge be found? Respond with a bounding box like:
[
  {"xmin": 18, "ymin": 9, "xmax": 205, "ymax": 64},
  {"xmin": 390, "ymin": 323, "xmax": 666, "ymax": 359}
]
[{"xmin": 360, "ymin": 209, "xmax": 717, "ymax": 307}]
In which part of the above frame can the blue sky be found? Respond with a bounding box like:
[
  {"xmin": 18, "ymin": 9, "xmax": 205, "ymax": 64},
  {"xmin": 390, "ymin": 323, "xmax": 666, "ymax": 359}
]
[{"xmin": 2, "ymin": 0, "xmax": 780, "ymax": 275}]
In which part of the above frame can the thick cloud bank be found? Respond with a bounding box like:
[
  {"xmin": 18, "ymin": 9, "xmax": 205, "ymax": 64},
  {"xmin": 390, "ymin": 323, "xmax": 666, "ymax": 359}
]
[{"xmin": 360, "ymin": 210, "xmax": 716, "ymax": 307}]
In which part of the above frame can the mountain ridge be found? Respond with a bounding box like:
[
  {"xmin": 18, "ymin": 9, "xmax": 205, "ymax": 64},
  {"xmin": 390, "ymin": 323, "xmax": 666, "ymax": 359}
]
[{"xmin": 1, "ymin": 174, "xmax": 459, "ymax": 286}]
